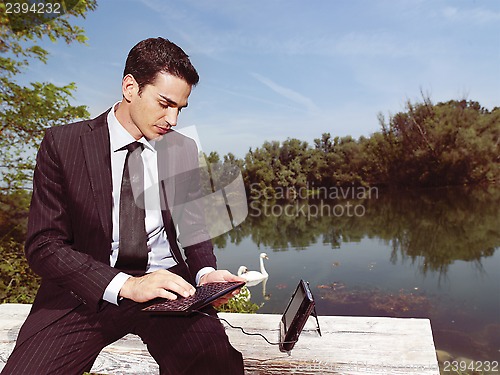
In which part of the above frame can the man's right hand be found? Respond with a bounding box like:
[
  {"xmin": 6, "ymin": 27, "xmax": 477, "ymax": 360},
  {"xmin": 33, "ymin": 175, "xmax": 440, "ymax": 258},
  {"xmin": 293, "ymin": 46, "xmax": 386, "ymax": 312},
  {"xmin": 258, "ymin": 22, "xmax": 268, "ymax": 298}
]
[{"xmin": 119, "ymin": 269, "xmax": 196, "ymax": 303}]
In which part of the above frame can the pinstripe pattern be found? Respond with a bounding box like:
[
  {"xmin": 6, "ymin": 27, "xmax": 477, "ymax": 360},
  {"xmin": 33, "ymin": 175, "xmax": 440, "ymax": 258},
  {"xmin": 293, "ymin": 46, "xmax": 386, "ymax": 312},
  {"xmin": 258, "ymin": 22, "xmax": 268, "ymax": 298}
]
[
  {"xmin": 1, "ymin": 111, "xmax": 243, "ymax": 374},
  {"xmin": 140, "ymin": 305, "xmax": 244, "ymax": 375}
]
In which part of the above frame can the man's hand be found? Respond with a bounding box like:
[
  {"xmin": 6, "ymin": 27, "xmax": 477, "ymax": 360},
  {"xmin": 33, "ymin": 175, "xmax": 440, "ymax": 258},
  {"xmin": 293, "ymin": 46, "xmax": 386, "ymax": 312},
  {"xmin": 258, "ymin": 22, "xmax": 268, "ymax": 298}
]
[
  {"xmin": 119, "ymin": 269, "xmax": 195, "ymax": 303},
  {"xmin": 199, "ymin": 270, "xmax": 246, "ymax": 307}
]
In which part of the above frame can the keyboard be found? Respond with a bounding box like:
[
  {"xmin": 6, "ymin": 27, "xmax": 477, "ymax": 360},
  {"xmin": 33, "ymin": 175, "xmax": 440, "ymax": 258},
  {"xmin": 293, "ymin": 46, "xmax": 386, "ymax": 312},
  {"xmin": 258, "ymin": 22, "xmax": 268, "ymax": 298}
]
[{"xmin": 142, "ymin": 281, "xmax": 245, "ymax": 315}]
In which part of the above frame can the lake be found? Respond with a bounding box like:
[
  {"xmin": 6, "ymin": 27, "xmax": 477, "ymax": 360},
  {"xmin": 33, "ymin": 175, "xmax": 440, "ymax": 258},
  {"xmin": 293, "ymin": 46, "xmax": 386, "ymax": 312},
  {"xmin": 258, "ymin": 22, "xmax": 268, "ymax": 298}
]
[{"xmin": 213, "ymin": 186, "xmax": 500, "ymax": 363}]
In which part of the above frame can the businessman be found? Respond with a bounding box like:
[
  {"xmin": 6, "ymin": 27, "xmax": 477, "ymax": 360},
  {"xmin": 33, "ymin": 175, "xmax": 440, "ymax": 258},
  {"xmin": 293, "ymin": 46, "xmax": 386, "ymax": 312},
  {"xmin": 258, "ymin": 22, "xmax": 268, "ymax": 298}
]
[{"xmin": 2, "ymin": 37, "xmax": 245, "ymax": 375}]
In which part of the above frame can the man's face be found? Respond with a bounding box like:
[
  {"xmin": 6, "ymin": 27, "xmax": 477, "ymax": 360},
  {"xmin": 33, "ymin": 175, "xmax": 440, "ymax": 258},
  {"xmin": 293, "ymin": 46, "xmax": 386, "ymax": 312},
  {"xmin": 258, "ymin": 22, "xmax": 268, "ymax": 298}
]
[{"xmin": 125, "ymin": 72, "xmax": 192, "ymax": 140}]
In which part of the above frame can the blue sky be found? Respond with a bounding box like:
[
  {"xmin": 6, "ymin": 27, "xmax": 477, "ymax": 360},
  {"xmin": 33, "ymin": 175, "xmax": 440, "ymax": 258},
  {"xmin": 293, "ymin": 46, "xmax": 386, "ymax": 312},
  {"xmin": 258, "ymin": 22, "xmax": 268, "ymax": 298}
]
[{"xmin": 23, "ymin": 0, "xmax": 500, "ymax": 157}]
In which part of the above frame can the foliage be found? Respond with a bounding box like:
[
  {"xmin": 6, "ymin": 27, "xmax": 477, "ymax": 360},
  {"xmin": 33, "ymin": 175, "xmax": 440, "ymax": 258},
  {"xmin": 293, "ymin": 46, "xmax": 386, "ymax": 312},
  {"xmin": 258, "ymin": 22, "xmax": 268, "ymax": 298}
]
[
  {"xmin": 0, "ymin": 1, "xmax": 97, "ymax": 302},
  {"xmin": 0, "ymin": 189, "xmax": 39, "ymax": 303},
  {"xmin": 244, "ymin": 139, "xmax": 311, "ymax": 198},
  {"xmin": 216, "ymin": 286, "xmax": 260, "ymax": 313},
  {"xmin": 0, "ymin": 0, "xmax": 97, "ymax": 189},
  {"xmin": 233, "ymin": 98, "xmax": 499, "ymax": 197},
  {"xmin": 0, "ymin": 240, "xmax": 39, "ymax": 302},
  {"xmin": 378, "ymin": 99, "xmax": 500, "ymax": 187}
]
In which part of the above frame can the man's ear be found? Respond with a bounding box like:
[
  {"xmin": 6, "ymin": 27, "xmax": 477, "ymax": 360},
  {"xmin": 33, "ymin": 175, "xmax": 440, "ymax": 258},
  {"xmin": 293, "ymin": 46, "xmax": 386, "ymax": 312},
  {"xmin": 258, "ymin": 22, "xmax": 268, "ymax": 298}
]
[{"xmin": 122, "ymin": 74, "xmax": 139, "ymax": 102}]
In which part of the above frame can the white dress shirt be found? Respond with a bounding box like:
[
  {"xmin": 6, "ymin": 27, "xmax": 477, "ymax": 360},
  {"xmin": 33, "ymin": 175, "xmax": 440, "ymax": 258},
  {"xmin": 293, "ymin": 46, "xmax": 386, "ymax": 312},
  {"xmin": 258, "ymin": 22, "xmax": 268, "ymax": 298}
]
[{"xmin": 103, "ymin": 103, "xmax": 214, "ymax": 304}]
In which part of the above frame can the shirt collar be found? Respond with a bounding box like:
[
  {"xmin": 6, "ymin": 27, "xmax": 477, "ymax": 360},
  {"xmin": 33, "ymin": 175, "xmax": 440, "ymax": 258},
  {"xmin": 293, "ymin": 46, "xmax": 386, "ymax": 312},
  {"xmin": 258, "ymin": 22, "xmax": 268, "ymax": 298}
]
[{"xmin": 108, "ymin": 102, "xmax": 156, "ymax": 153}]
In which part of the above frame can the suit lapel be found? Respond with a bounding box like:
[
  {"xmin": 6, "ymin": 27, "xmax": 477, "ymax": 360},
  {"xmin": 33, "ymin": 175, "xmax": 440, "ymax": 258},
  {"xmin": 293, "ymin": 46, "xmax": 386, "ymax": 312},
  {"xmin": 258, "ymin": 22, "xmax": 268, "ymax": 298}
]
[{"xmin": 81, "ymin": 112, "xmax": 113, "ymax": 240}]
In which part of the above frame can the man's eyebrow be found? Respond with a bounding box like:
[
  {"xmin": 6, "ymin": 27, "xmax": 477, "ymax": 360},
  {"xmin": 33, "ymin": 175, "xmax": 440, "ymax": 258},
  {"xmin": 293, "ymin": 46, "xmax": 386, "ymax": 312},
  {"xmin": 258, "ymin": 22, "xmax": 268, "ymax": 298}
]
[{"xmin": 158, "ymin": 94, "xmax": 188, "ymax": 108}]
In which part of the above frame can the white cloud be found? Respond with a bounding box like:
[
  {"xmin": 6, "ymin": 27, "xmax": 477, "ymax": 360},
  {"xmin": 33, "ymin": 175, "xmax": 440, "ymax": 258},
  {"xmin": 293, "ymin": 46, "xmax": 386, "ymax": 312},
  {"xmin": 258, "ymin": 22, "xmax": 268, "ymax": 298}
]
[{"xmin": 252, "ymin": 73, "xmax": 320, "ymax": 113}]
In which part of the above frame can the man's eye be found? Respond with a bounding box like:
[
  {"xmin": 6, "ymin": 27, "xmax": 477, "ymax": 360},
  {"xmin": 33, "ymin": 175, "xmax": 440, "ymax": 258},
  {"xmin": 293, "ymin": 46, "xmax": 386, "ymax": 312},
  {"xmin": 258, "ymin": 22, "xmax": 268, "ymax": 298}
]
[{"xmin": 160, "ymin": 103, "xmax": 169, "ymax": 109}]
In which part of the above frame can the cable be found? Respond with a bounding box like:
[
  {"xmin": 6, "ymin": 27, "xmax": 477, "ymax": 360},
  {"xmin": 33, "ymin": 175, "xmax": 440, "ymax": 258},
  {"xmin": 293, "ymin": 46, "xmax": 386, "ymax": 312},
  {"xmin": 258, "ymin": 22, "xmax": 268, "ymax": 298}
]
[{"xmin": 194, "ymin": 310, "xmax": 297, "ymax": 346}]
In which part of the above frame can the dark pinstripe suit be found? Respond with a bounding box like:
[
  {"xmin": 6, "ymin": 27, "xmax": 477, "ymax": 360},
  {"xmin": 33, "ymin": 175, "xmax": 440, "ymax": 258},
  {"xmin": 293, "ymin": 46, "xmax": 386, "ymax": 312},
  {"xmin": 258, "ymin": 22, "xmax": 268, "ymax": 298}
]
[{"xmin": 1, "ymin": 110, "xmax": 244, "ymax": 375}]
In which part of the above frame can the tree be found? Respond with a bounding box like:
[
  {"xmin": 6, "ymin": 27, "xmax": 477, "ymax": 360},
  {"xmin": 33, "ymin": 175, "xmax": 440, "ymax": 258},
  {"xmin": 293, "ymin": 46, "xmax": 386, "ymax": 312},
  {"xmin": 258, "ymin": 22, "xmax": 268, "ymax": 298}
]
[
  {"xmin": 378, "ymin": 98, "xmax": 500, "ymax": 187},
  {"xmin": 0, "ymin": 0, "xmax": 97, "ymax": 190},
  {"xmin": 0, "ymin": 1, "xmax": 97, "ymax": 303}
]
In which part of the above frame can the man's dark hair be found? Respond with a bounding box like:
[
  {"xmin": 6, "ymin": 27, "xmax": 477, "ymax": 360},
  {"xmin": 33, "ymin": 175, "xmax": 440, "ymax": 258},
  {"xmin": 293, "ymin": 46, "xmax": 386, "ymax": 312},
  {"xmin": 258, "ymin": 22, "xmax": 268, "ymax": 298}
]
[{"xmin": 124, "ymin": 37, "xmax": 199, "ymax": 94}]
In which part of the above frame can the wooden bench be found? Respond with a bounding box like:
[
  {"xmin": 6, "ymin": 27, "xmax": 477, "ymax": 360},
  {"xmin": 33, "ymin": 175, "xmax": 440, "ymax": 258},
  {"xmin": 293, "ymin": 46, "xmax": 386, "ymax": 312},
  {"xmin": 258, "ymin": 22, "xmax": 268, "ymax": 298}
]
[{"xmin": 0, "ymin": 303, "xmax": 439, "ymax": 374}]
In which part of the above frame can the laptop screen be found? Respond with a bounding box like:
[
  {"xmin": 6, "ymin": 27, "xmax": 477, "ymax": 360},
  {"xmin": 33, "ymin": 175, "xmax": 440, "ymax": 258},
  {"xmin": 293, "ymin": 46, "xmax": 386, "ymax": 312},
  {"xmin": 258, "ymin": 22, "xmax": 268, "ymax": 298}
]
[{"xmin": 283, "ymin": 283, "xmax": 307, "ymax": 334}]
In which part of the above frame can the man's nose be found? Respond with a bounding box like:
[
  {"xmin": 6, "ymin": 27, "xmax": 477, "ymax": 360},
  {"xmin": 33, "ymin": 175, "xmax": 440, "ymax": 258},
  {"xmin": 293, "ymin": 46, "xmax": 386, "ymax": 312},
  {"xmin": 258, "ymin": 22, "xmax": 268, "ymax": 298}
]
[{"xmin": 164, "ymin": 108, "xmax": 179, "ymax": 127}]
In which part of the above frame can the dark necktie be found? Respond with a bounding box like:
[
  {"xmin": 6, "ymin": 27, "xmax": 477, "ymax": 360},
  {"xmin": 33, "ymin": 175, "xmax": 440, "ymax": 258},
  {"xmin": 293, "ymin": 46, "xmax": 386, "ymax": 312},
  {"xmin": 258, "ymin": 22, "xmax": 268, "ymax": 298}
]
[{"xmin": 115, "ymin": 142, "xmax": 149, "ymax": 272}]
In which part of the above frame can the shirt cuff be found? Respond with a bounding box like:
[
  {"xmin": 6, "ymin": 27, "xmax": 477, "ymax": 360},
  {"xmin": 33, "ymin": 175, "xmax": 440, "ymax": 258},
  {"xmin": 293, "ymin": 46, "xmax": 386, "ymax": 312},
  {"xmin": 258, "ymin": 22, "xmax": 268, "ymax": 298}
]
[
  {"xmin": 196, "ymin": 267, "xmax": 216, "ymax": 285},
  {"xmin": 103, "ymin": 272, "xmax": 132, "ymax": 305}
]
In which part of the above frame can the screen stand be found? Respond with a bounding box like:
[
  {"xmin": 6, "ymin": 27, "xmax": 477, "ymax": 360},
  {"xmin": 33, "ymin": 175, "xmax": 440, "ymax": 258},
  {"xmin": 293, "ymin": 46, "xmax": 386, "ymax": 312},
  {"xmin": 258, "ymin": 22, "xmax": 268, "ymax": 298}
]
[{"xmin": 311, "ymin": 305, "xmax": 322, "ymax": 337}]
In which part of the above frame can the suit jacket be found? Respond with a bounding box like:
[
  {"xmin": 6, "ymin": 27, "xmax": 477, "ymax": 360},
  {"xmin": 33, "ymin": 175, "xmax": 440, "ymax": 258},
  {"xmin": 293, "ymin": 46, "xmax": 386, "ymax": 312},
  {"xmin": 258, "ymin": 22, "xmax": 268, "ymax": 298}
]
[{"xmin": 18, "ymin": 110, "xmax": 216, "ymax": 346}]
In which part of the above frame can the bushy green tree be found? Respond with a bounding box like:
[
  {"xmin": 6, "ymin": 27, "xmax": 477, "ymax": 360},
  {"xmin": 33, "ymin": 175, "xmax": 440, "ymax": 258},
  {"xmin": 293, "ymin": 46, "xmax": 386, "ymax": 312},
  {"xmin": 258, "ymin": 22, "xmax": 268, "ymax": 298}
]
[
  {"xmin": 0, "ymin": 1, "xmax": 97, "ymax": 303},
  {"xmin": 239, "ymin": 98, "xmax": 498, "ymax": 195},
  {"xmin": 378, "ymin": 99, "xmax": 500, "ymax": 187},
  {"xmin": 0, "ymin": 0, "xmax": 96, "ymax": 190}
]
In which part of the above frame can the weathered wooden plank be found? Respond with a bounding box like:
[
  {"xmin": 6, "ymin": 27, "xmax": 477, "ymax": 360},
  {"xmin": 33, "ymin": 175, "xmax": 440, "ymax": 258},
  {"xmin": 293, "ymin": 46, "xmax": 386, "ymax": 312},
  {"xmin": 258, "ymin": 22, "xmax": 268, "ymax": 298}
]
[
  {"xmin": 0, "ymin": 304, "xmax": 159, "ymax": 374},
  {"xmin": 220, "ymin": 313, "xmax": 439, "ymax": 375},
  {"xmin": 0, "ymin": 304, "xmax": 439, "ymax": 374}
]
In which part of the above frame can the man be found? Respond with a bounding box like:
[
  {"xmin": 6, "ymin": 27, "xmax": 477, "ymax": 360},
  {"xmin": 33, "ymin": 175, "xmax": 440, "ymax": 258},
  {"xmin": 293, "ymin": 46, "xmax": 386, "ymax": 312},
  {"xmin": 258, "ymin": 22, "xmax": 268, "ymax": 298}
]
[{"xmin": 2, "ymin": 37, "xmax": 245, "ymax": 375}]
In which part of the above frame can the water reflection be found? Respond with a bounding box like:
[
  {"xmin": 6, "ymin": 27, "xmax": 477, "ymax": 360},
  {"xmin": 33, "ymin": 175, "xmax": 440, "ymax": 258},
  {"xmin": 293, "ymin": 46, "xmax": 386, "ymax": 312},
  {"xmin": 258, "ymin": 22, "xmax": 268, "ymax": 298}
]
[
  {"xmin": 369, "ymin": 187, "xmax": 499, "ymax": 275},
  {"xmin": 215, "ymin": 186, "xmax": 500, "ymax": 276}
]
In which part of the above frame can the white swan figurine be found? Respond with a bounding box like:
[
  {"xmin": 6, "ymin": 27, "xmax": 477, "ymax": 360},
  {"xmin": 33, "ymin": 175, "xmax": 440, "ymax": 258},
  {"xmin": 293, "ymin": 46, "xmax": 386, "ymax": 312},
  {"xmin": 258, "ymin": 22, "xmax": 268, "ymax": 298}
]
[{"xmin": 238, "ymin": 253, "xmax": 269, "ymax": 286}]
